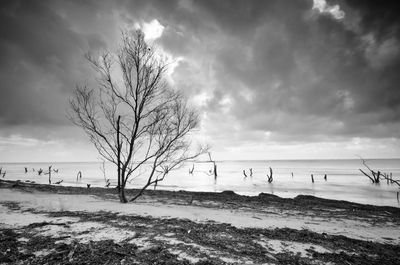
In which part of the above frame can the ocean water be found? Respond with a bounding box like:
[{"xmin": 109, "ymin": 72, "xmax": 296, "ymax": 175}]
[{"xmin": 1, "ymin": 159, "xmax": 399, "ymax": 207}]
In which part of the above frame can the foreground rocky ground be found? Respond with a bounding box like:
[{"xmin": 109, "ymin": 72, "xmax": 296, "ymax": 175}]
[{"xmin": 1, "ymin": 180, "xmax": 400, "ymax": 264}]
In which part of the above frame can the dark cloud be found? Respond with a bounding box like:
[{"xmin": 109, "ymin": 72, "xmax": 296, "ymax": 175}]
[
  {"xmin": 0, "ymin": 0, "xmax": 115, "ymax": 130},
  {"xmin": 340, "ymin": 0, "xmax": 400, "ymax": 38},
  {"xmin": 155, "ymin": 0, "xmax": 400, "ymax": 140}
]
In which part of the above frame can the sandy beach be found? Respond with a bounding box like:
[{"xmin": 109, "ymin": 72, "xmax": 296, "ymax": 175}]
[{"xmin": 1, "ymin": 179, "xmax": 399, "ymax": 264}]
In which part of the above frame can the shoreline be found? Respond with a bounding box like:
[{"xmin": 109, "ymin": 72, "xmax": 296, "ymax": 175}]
[
  {"xmin": 1, "ymin": 179, "xmax": 399, "ymax": 211},
  {"xmin": 1, "ymin": 179, "xmax": 400, "ymax": 264},
  {"xmin": 2, "ymin": 158, "xmax": 400, "ymax": 208}
]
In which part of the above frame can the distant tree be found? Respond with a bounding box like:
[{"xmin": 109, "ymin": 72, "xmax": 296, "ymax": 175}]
[{"xmin": 69, "ymin": 30, "xmax": 206, "ymax": 203}]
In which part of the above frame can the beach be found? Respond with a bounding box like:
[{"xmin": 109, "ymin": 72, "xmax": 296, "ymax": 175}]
[{"xmin": 1, "ymin": 179, "xmax": 399, "ymax": 264}]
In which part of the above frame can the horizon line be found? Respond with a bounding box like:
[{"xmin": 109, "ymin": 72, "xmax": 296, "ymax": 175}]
[{"xmin": 1, "ymin": 157, "xmax": 400, "ymax": 164}]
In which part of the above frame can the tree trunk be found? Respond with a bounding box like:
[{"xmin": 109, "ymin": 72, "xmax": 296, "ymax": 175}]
[
  {"xmin": 119, "ymin": 182, "xmax": 128, "ymax": 203},
  {"xmin": 117, "ymin": 115, "xmax": 121, "ymax": 193},
  {"xmin": 116, "ymin": 115, "xmax": 126, "ymax": 203}
]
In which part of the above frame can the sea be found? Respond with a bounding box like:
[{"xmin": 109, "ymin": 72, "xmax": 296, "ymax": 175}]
[{"xmin": 1, "ymin": 159, "xmax": 399, "ymax": 207}]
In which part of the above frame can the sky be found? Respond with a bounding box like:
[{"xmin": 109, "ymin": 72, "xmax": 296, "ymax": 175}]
[{"xmin": 0, "ymin": 0, "xmax": 399, "ymax": 162}]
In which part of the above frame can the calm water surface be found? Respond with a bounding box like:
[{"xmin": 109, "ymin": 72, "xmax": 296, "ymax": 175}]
[{"xmin": 1, "ymin": 159, "xmax": 399, "ymax": 207}]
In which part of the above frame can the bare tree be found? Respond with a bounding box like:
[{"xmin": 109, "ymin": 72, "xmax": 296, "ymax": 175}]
[
  {"xmin": 358, "ymin": 156, "xmax": 381, "ymax": 183},
  {"xmin": 69, "ymin": 30, "xmax": 206, "ymax": 203},
  {"xmin": 358, "ymin": 156, "xmax": 399, "ymax": 202}
]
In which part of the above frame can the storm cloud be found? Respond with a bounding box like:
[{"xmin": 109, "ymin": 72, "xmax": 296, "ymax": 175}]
[{"xmin": 0, "ymin": 0, "xmax": 399, "ymax": 161}]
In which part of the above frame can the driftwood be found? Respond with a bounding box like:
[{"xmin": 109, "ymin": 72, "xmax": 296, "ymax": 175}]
[
  {"xmin": 55, "ymin": 180, "xmax": 63, "ymax": 185},
  {"xmin": 77, "ymin": 171, "xmax": 82, "ymax": 181},
  {"xmin": 358, "ymin": 157, "xmax": 380, "ymax": 183},
  {"xmin": 189, "ymin": 164, "xmax": 195, "ymax": 175},
  {"xmin": 359, "ymin": 168, "xmax": 381, "ymax": 183},
  {"xmin": 358, "ymin": 157, "xmax": 399, "ymax": 202},
  {"xmin": 382, "ymin": 173, "xmax": 399, "ymax": 186},
  {"xmin": 48, "ymin": 166, "xmax": 52, "ymax": 184},
  {"xmin": 267, "ymin": 167, "xmax": 273, "ymax": 183},
  {"xmin": 208, "ymin": 152, "xmax": 218, "ymax": 179}
]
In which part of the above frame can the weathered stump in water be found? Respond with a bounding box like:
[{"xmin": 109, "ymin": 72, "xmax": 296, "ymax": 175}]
[
  {"xmin": 267, "ymin": 167, "xmax": 273, "ymax": 183},
  {"xmin": 77, "ymin": 171, "xmax": 82, "ymax": 181},
  {"xmin": 48, "ymin": 166, "xmax": 52, "ymax": 184}
]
